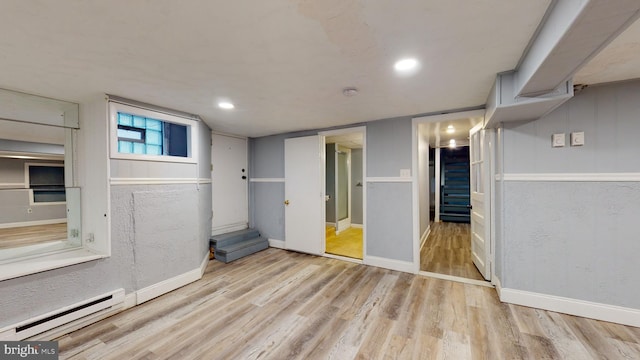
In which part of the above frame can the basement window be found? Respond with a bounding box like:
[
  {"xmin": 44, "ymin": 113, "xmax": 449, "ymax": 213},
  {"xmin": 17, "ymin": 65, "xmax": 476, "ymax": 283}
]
[
  {"xmin": 26, "ymin": 163, "xmax": 66, "ymax": 204},
  {"xmin": 109, "ymin": 102, "xmax": 197, "ymax": 163}
]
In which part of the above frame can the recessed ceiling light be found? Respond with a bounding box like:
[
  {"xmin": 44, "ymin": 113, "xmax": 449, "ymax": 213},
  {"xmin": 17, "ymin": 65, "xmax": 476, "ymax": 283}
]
[
  {"xmin": 446, "ymin": 125, "xmax": 455, "ymax": 134},
  {"xmin": 218, "ymin": 101, "xmax": 235, "ymax": 110},
  {"xmin": 394, "ymin": 58, "xmax": 418, "ymax": 72},
  {"xmin": 449, "ymin": 139, "xmax": 457, "ymax": 148}
]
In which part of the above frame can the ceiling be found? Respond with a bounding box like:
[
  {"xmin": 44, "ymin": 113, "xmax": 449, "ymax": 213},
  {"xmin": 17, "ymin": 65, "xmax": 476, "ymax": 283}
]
[
  {"xmin": 419, "ymin": 117, "xmax": 482, "ymax": 148},
  {"xmin": 574, "ymin": 16, "xmax": 640, "ymax": 86},
  {"xmin": 326, "ymin": 132, "xmax": 363, "ymax": 149},
  {"xmin": 2, "ymin": 2, "xmax": 636, "ymax": 140},
  {"xmin": 0, "ymin": 1, "xmax": 553, "ymax": 138}
]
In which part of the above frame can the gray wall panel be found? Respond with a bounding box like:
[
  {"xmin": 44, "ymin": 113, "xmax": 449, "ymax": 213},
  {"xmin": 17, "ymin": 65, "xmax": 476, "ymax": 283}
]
[
  {"xmin": 366, "ymin": 182, "xmax": 413, "ymax": 262},
  {"xmin": 502, "ymin": 181, "xmax": 640, "ymax": 308},
  {"xmin": 499, "ymin": 80, "xmax": 640, "ymax": 309},
  {"xmin": 351, "ymin": 149, "xmax": 363, "ymax": 225},
  {"xmin": 504, "ymin": 81, "xmax": 640, "ymax": 173},
  {"xmin": 325, "ymin": 144, "xmax": 336, "ymax": 223},
  {"xmin": 366, "ymin": 117, "xmax": 412, "ymax": 177},
  {"xmin": 251, "ymin": 182, "xmax": 285, "ymax": 240},
  {"xmin": 110, "ymin": 159, "xmax": 197, "ymax": 179}
]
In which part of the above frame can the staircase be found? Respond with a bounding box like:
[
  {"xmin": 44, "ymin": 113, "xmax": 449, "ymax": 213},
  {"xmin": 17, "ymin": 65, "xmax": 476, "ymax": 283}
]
[
  {"xmin": 440, "ymin": 147, "xmax": 471, "ymax": 223},
  {"xmin": 210, "ymin": 228, "xmax": 269, "ymax": 263}
]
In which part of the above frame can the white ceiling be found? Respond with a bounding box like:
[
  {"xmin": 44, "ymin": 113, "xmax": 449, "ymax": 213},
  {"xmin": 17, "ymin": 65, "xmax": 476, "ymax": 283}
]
[
  {"xmin": 574, "ymin": 17, "xmax": 640, "ymax": 86},
  {"xmin": 0, "ymin": 1, "xmax": 552, "ymax": 137},
  {"xmin": 326, "ymin": 132, "xmax": 364, "ymax": 149},
  {"xmin": 419, "ymin": 117, "xmax": 482, "ymax": 148}
]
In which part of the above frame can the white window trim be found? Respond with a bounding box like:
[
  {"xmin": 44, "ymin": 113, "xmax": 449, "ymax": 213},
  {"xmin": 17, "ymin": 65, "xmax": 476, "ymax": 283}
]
[
  {"xmin": 24, "ymin": 162, "xmax": 66, "ymax": 206},
  {"xmin": 109, "ymin": 102, "xmax": 198, "ymax": 164}
]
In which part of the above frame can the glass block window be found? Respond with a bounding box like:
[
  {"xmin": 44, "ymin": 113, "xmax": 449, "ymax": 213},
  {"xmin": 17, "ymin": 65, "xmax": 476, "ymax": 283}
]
[{"xmin": 116, "ymin": 112, "xmax": 187, "ymax": 157}]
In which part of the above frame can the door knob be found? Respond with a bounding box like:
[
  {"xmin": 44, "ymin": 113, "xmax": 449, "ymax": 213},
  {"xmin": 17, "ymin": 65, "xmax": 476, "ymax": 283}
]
[{"xmin": 284, "ymin": 200, "xmax": 290, "ymax": 205}]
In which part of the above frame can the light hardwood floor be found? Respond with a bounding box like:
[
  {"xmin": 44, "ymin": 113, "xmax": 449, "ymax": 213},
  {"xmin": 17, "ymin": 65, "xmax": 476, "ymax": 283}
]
[
  {"xmin": 420, "ymin": 222, "xmax": 485, "ymax": 281},
  {"xmin": 58, "ymin": 248, "xmax": 640, "ymax": 359},
  {"xmin": 0, "ymin": 222, "xmax": 67, "ymax": 249},
  {"xmin": 326, "ymin": 226, "xmax": 363, "ymax": 259}
]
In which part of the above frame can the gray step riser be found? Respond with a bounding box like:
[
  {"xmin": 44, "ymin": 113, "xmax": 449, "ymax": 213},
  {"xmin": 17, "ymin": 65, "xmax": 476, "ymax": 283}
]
[
  {"xmin": 211, "ymin": 230, "xmax": 260, "ymax": 248},
  {"xmin": 215, "ymin": 241, "xmax": 269, "ymax": 263}
]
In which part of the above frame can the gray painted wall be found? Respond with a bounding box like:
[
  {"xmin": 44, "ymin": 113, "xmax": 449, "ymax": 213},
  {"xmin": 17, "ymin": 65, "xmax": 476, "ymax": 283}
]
[
  {"xmin": 0, "ymin": 158, "xmax": 66, "ymax": 224},
  {"xmin": 498, "ymin": 80, "xmax": 640, "ymax": 308},
  {"xmin": 0, "ymin": 97, "xmax": 212, "ymax": 328},
  {"xmin": 249, "ymin": 116, "xmax": 414, "ymax": 263},
  {"xmin": 325, "ymin": 144, "xmax": 336, "ymax": 223},
  {"xmin": 417, "ymin": 130, "xmax": 430, "ymax": 237},
  {"xmin": 351, "ymin": 149, "xmax": 363, "ymax": 225}
]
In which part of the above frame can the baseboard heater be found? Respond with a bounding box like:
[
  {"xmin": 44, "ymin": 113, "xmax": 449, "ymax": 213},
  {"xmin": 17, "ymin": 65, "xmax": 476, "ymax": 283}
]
[{"xmin": 0, "ymin": 289, "xmax": 125, "ymax": 341}]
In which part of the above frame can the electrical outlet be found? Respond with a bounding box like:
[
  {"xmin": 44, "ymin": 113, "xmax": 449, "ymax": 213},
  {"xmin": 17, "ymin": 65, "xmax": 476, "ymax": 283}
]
[{"xmin": 552, "ymin": 133, "xmax": 565, "ymax": 148}]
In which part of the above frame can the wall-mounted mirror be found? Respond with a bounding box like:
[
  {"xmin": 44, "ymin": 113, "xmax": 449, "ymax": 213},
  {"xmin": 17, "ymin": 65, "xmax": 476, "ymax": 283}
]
[{"xmin": 0, "ymin": 89, "xmax": 80, "ymax": 263}]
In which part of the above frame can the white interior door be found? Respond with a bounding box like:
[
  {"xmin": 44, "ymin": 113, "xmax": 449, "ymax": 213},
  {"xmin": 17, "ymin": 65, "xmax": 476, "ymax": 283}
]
[
  {"xmin": 284, "ymin": 135, "xmax": 323, "ymax": 255},
  {"xmin": 211, "ymin": 133, "xmax": 248, "ymax": 235},
  {"xmin": 469, "ymin": 124, "xmax": 492, "ymax": 280}
]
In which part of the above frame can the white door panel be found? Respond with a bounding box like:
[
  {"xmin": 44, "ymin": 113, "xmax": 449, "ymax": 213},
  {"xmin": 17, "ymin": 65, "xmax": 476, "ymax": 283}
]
[
  {"xmin": 284, "ymin": 135, "xmax": 323, "ymax": 255},
  {"xmin": 211, "ymin": 133, "xmax": 248, "ymax": 235},
  {"xmin": 469, "ymin": 124, "xmax": 492, "ymax": 280}
]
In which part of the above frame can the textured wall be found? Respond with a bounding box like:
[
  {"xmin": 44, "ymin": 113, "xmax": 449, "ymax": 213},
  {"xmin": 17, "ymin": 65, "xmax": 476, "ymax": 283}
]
[
  {"xmin": 366, "ymin": 117, "xmax": 412, "ymax": 177},
  {"xmin": 499, "ymin": 80, "xmax": 640, "ymax": 308},
  {"xmin": 0, "ymin": 98, "xmax": 212, "ymax": 328},
  {"xmin": 250, "ymin": 182, "xmax": 285, "ymax": 240}
]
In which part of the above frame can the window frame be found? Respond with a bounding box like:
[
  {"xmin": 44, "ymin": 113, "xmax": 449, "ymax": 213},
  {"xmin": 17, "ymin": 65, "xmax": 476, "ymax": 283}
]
[
  {"xmin": 109, "ymin": 102, "xmax": 198, "ymax": 163},
  {"xmin": 24, "ymin": 162, "xmax": 66, "ymax": 205}
]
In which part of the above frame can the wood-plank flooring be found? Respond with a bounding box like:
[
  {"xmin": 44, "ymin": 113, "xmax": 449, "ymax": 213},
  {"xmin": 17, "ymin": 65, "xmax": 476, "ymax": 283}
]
[
  {"xmin": 420, "ymin": 222, "xmax": 484, "ymax": 281},
  {"xmin": 0, "ymin": 222, "xmax": 67, "ymax": 249},
  {"xmin": 325, "ymin": 226, "xmax": 363, "ymax": 259},
  {"xmin": 58, "ymin": 248, "xmax": 640, "ymax": 359}
]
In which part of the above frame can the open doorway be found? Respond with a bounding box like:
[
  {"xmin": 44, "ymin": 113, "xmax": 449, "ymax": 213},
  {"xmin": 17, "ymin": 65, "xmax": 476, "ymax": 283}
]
[
  {"xmin": 414, "ymin": 112, "xmax": 490, "ymax": 282},
  {"xmin": 324, "ymin": 130, "xmax": 364, "ymax": 260}
]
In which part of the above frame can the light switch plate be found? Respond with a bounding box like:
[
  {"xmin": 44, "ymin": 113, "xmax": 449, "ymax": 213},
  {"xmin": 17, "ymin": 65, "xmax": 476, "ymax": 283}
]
[
  {"xmin": 571, "ymin": 132, "xmax": 584, "ymax": 146},
  {"xmin": 552, "ymin": 133, "xmax": 565, "ymax": 147},
  {"xmin": 400, "ymin": 169, "xmax": 411, "ymax": 177}
]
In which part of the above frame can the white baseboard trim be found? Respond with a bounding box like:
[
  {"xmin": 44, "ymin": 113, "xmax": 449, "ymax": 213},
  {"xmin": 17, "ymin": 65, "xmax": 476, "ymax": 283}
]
[
  {"xmin": 323, "ymin": 253, "xmax": 363, "ymax": 264},
  {"xmin": 136, "ymin": 253, "xmax": 209, "ymax": 305},
  {"xmin": 110, "ymin": 177, "xmax": 202, "ymax": 185},
  {"xmin": 493, "ymin": 276, "xmax": 502, "ymax": 298},
  {"xmin": 268, "ymin": 239, "xmax": 285, "ymax": 249},
  {"xmin": 211, "ymin": 222, "xmax": 248, "ymax": 236},
  {"xmin": 418, "ymin": 271, "xmax": 494, "ymax": 288},
  {"xmin": 419, "ymin": 226, "xmax": 431, "ymax": 251},
  {"xmin": 364, "ymin": 255, "xmax": 414, "ymax": 274},
  {"xmin": 325, "ymin": 222, "xmax": 336, "ymax": 227},
  {"xmin": 351, "ymin": 223, "xmax": 363, "ymax": 229},
  {"xmin": 0, "ymin": 218, "xmax": 66, "ymax": 229},
  {"xmin": 500, "ymin": 287, "xmax": 640, "ymax": 328},
  {"xmin": 14, "ymin": 253, "xmax": 209, "ymax": 341}
]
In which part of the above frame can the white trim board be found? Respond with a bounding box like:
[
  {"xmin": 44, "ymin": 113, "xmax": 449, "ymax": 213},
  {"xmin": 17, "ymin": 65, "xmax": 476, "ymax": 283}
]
[
  {"xmin": 211, "ymin": 222, "xmax": 248, "ymax": 236},
  {"xmin": 500, "ymin": 287, "xmax": 640, "ymax": 328},
  {"xmin": 351, "ymin": 223, "xmax": 363, "ymax": 229},
  {"xmin": 366, "ymin": 177, "xmax": 412, "ymax": 183},
  {"xmin": 364, "ymin": 255, "xmax": 414, "ymax": 274},
  {"xmin": 419, "ymin": 226, "xmax": 431, "ymax": 251},
  {"xmin": 0, "ymin": 218, "xmax": 66, "ymax": 229},
  {"xmin": 501, "ymin": 173, "xmax": 640, "ymax": 182},
  {"xmin": 323, "ymin": 253, "xmax": 363, "ymax": 264},
  {"xmin": 268, "ymin": 239, "xmax": 285, "ymax": 249},
  {"xmin": 110, "ymin": 178, "xmax": 203, "ymax": 185},
  {"xmin": 0, "ymin": 182, "xmax": 26, "ymax": 188},
  {"xmin": 249, "ymin": 178, "xmax": 285, "ymax": 183},
  {"xmin": 418, "ymin": 271, "xmax": 494, "ymax": 288}
]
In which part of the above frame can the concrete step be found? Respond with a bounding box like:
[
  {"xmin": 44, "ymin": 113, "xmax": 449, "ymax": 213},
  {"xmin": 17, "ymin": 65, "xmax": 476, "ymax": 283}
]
[
  {"xmin": 214, "ymin": 236, "xmax": 269, "ymax": 263},
  {"xmin": 210, "ymin": 228, "xmax": 260, "ymax": 249}
]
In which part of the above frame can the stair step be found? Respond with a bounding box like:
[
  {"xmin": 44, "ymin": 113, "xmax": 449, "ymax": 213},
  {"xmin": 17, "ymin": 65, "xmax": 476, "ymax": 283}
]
[
  {"xmin": 215, "ymin": 237, "xmax": 269, "ymax": 263},
  {"xmin": 210, "ymin": 228, "xmax": 260, "ymax": 248}
]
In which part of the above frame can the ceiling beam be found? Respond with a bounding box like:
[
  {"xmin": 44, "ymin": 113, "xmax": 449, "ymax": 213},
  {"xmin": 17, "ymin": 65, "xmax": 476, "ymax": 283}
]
[{"xmin": 515, "ymin": 0, "xmax": 640, "ymax": 97}]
